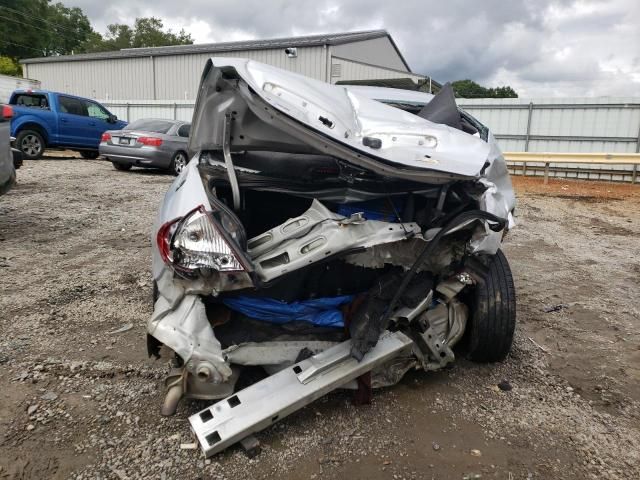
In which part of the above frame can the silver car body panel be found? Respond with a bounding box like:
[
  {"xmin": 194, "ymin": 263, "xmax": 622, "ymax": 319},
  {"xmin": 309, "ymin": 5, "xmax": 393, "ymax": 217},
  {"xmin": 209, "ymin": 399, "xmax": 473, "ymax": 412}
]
[{"xmin": 100, "ymin": 120, "xmax": 189, "ymax": 168}]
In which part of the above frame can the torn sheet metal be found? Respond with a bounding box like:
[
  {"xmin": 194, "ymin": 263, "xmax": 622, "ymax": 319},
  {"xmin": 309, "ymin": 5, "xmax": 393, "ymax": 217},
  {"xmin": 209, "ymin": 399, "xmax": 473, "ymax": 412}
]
[
  {"xmin": 249, "ymin": 200, "xmax": 421, "ymax": 282},
  {"xmin": 149, "ymin": 270, "xmax": 232, "ymax": 383},
  {"xmin": 223, "ymin": 341, "xmax": 338, "ymax": 366},
  {"xmin": 247, "ymin": 199, "xmax": 343, "ymax": 258}
]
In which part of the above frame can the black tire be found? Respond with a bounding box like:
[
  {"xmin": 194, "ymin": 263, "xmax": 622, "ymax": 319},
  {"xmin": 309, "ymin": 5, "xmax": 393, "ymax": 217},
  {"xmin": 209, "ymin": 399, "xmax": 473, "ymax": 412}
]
[
  {"xmin": 465, "ymin": 249, "xmax": 516, "ymax": 362},
  {"xmin": 80, "ymin": 151, "xmax": 99, "ymax": 159},
  {"xmin": 112, "ymin": 162, "xmax": 132, "ymax": 171},
  {"xmin": 16, "ymin": 130, "xmax": 45, "ymax": 160},
  {"xmin": 169, "ymin": 151, "xmax": 188, "ymax": 176}
]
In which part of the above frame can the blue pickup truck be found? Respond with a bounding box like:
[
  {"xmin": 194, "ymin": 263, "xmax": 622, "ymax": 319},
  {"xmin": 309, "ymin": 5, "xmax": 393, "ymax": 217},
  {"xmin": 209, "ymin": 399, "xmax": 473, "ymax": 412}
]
[{"xmin": 9, "ymin": 90, "xmax": 127, "ymax": 159}]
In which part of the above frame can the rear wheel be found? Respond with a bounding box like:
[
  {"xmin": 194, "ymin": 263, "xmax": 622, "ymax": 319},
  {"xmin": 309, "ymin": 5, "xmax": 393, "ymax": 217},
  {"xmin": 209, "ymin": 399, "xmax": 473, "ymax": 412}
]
[
  {"xmin": 17, "ymin": 130, "xmax": 45, "ymax": 160},
  {"xmin": 169, "ymin": 151, "xmax": 188, "ymax": 176},
  {"xmin": 464, "ymin": 249, "xmax": 516, "ymax": 362},
  {"xmin": 112, "ymin": 162, "xmax": 132, "ymax": 171},
  {"xmin": 80, "ymin": 151, "xmax": 99, "ymax": 159}
]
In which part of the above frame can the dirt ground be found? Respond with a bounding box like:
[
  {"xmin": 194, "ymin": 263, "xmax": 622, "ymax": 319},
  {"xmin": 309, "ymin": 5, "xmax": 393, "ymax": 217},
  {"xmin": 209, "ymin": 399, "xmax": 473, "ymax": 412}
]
[{"xmin": 1, "ymin": 155, "xmax": 639, "ymax": 480}]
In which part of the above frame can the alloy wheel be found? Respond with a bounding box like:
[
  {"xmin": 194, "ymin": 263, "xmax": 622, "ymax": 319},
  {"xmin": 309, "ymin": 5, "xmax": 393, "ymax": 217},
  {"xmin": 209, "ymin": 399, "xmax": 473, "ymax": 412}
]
[
  {"xmin": 21, "ymin": 134, "xmax": 42, "ymax": 157},
  {"xmin": 174, "ymin": 153, "xmax": 187, "ymax": 175}
]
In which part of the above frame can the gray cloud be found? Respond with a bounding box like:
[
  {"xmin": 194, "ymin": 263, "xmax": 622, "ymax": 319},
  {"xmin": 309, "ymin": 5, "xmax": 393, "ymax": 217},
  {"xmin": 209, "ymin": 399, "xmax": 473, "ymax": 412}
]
[{"xmin": 66, "ymin": 0, "xmax": 640, "ymax": 96}]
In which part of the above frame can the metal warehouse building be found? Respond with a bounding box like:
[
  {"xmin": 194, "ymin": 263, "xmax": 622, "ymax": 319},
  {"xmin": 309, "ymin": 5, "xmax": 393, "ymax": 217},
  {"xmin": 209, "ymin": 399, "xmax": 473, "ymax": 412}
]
[{"xmin": 21, "ymin": 30, "xmax": 432, "ymax": 101}]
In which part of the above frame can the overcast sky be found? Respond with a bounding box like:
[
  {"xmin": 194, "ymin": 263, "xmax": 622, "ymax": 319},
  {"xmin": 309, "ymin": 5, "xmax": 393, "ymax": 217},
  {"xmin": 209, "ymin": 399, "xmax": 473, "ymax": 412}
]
[{"xmin": 67, "ymin": 0, "xmax": 640, "ymax": 97}]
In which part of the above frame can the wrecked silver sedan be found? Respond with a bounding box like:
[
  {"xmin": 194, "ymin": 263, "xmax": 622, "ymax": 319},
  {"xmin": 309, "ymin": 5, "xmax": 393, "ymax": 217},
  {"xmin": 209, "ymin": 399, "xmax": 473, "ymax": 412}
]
[{"xmin": 147, "ymin": 58, "xmax": 516, "ymax": 456}]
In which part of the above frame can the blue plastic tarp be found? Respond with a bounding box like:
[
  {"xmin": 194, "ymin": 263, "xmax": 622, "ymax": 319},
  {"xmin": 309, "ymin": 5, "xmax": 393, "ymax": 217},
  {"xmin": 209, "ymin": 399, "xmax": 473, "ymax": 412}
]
[{"xmin": 222, "ymin": 295, "xmax": 354, "ymax": 328}]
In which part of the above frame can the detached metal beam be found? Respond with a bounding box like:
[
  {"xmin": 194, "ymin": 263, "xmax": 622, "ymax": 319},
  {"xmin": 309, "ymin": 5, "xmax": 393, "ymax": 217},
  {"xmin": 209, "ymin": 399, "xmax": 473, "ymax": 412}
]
[{"xmin": 189, "ymin": 331, "xmax": 413, "ymax": 457}]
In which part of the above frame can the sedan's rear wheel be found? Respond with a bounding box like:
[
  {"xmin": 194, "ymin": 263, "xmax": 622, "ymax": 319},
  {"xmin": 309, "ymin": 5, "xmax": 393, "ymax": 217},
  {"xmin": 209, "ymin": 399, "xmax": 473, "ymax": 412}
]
[
  {"xmin": 112, "ymin": 162, "xmax": 132, "ymax": 171},
  {"xmin": 17, "ymin": 130, "xmax": 45, "ymax": 160},
  {"xmin": 170, "ymin": 151, "xmax": 188, "ymax": 176},
  {"xmin": 464, "ymin": 249, "xmax": 516, "ymax": 362}
]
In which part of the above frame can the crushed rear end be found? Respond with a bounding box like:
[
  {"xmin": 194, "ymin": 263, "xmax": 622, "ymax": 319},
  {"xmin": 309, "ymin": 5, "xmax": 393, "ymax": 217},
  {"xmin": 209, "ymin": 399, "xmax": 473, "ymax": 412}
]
[{"xmin": 147, "ymin": 58, "xmax": 516, "ymax": 421}]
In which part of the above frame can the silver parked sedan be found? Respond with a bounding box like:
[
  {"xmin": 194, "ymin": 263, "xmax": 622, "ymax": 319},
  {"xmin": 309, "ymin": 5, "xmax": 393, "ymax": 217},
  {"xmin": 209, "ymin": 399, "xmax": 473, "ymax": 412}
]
[{"xmin": 100, "ymin": 119, "xmax": 191, "ymax": 175}]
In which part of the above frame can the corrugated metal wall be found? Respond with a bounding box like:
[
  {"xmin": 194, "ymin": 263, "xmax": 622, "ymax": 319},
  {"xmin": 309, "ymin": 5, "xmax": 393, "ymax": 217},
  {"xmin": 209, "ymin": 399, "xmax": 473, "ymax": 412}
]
[
  {"xmin": 154, "ymin": 46, "xmax": 329, "ymax": 99},
  {"xmin": 24, "ymin": 40, "xmax": 426, "ymax": 101},
  {"xmin": 329, "ymin": 57, "xmax": 424, "ymax": 84},
  {"xmin": 459, "ymin": 97, "xmax": 640, "ymax": 182},
  {"xmin": 25, "ymin": 57, "xmax": 155, "ymax": 100},
  {"xmin": 25, "ymin": 46, "xmax": 330, "ymax": 101},
  {"xmin": 331, "ymin": 37, "xmax": 409, "ymax": 71}
]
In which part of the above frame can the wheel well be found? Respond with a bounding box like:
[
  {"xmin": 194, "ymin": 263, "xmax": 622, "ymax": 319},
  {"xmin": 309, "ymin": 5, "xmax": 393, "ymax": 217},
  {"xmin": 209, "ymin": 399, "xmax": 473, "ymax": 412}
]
[{"xmin": 16, "ymin": 123, "xmax": 49, "ymax": 145}]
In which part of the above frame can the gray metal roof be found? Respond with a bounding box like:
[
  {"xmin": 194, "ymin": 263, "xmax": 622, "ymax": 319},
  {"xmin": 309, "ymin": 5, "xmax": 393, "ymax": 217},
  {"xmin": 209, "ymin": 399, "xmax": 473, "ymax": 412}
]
[{"xmin": 22, "ymin": 29, "xmax": 410, "ymax": 69}]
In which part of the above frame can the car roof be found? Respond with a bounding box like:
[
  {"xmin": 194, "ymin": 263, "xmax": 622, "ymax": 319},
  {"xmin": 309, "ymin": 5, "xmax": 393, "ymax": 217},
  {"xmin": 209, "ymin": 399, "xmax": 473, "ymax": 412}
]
[
  {"xmin": 344, "ymin": 85, "xmax": 435, "ymax": 105},
  {"xmin": 12, "ymin": 89, "xmax": 98, "ymax": 102}
]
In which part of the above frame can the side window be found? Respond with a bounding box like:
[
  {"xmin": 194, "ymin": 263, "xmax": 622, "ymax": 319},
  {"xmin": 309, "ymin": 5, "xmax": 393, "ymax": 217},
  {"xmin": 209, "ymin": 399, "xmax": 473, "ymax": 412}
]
[
  {"xmin": 12, "ymin": 94, "xmax": 49, "ymax": 109},
  {"xmin": 177, "ymin": 124, "xmax": 191, "ymax": 138},
  {"xmin": 84, "ymin": 100, "xmax": 110, "ymax": 120},
  {"xmin": 58, "ymin": 96, "xmax": 87, "ymax": 116}
]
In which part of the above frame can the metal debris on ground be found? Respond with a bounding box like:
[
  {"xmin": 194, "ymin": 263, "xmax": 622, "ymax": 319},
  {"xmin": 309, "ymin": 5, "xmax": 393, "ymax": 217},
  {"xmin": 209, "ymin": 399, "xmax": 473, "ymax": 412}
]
[
  {"xmin": 528, "ymin": 337, "xmax": 550, "ymax": 354},
  {"xmin": 543, "ymin": 304, "xmax": 569, "ymax": 313},
  {"xmin": 108, "ymin": 323, "xmax": 134, "ymax": 334}
]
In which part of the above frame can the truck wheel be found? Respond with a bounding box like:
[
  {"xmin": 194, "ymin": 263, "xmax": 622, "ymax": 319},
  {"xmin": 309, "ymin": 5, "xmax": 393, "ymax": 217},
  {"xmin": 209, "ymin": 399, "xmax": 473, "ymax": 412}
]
[
  {"xmin": 80, "ymin": 151, "xmax": 100, "ymax": 159},
  {"xmin": 464, "ymin": 249, "xmax": 516, "ymax": 362},
  {"xmin": 169, "ymin": 151, "xmax": 188, "ymax": 176},
  {"xmin": 17, "ymin": 130, "xmax": 45, "ymax": 160},
  {"xmin": 112, "ymin": 162, "xmax": 132, "ymax": 171}
]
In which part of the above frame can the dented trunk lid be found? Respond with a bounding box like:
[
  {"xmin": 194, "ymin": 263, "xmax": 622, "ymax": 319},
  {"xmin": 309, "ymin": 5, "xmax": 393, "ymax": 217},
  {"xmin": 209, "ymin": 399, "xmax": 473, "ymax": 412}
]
[{"xmin": 189, "ymin": 58, "xmax": 491, "ymax": 182}]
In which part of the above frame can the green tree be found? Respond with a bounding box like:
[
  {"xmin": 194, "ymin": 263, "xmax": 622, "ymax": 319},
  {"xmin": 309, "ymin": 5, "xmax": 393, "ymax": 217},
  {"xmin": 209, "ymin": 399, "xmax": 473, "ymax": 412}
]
[
  {"xmin": 0, "ymin": 0, "xmax": 51, "ymax": 59},
  {"xmin": 0, "ymin": 56, "xmax": 22, "ymax": 76},
  {"xmin": 452, "ymin": 79, "xmax": 518, "ymax": 98},
  {"xmin": 0, "ymin": 0, "xmax": 95, "ymax": 60},
  {"xmin": 84, "ymin": 17, "xmax": 194, "ymax": 53},
  {"xmin": 44, "ymin": 3, "xmax": 94, "ymax": 55},
  {"xmin": 132, "ymin": 17, "xmax": 192, "ymax": 48},
  {"xmin": 489, "ymin": 85, "xmax": 518, "ymax": 98}
]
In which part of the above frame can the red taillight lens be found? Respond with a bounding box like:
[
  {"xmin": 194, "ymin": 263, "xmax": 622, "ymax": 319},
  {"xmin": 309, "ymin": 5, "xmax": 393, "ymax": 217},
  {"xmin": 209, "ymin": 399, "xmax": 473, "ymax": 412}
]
[
  {"xmin": 2, "ymin": 105, "xmax": 13, "ymax": 119},
  {"xmin": 101, "ymin": 132, "xmax": 111, "ymax": 142},
  {"xmin": 138, "ymin": 136, "xmax": 162, "ymax": 147},
  {"xmin": 157, "ymin": 205, "xmax": 246, "ymax": 274},
  {"xmin": 157, "ymin": 218, "xmax": 179, "ymax": 264}
]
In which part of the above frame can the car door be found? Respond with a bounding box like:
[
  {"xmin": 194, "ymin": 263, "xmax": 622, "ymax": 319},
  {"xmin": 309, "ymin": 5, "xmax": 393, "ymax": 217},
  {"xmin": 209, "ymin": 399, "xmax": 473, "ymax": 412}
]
[
  {"xmin": 82, "ymin": 99, "xmax": 116, "ymax": 148},
  {"xmin": 57, "ymin": 95, "xmax": 91, "ymax": 146}
]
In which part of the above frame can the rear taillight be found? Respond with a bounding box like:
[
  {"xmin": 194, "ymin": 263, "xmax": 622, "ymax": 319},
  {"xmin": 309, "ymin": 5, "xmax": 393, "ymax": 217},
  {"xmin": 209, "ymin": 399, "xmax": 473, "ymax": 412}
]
[
  {"xmin": 138, "ymin": 136, "xmax": 162, "ymax": 147},
  {"xmin": 101, "ymin": 132, "xmax": 111, "ymax": 142},
  {"xmin": 157, "ymin": 205, "xmax": 246, "ymax": 275},
  {"xmin": 2, "ymin": 105, "xmax": 13, "ymax": 119}
]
